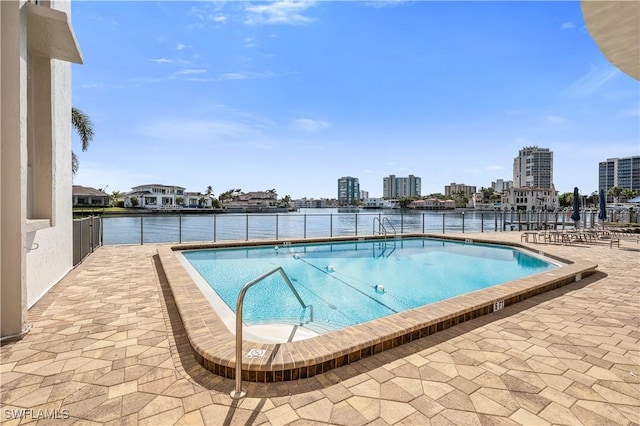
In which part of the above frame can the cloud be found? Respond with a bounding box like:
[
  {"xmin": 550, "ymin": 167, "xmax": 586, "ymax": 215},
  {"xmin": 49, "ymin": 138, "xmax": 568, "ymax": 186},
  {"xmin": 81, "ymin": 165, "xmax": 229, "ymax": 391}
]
[
  {"xmin": 210, "ymin": 15, "xmax": 227, "ymax": 24},
  {"xmin": 176, "ymin": 44, "xmax": 191, "ymax": 50},
  {"xmin": 485, "ymin": 165, "xmax": 503, "ymax": 172},
  {"xmin": 544, "ymin": 115, "xmax": 568, "ymax": 124},
  {"xmin": 176, "ymin": 69, "xmax": 207, "ymax": 75},
  {"xmin": 150, "ymin": 58, "xmax": 174, "ymax": 64},
  {"xmin": 245, "ymin": 37, "xmax": 257, "ymax": 48},
  {"xmin": 244, "ymin": 1, "xmax": 317, "ymax": 25},
  {"xmin": 561, "ymin": 22, "xmax": 574, "ymax": 30},
  {"xmin": 364, "ymin": 0, "xmax": 410, "ymax": 9},
  {"xmin": 136, "ymin": 118, "xmax": 263, "ymax": 142},
  {"xmin": 290, "ymin": 118, "xmax": 330, "ymax": 132},
  {"xmin": 563, "ymin": 64, "xmax": 621, "ymax": 98}
]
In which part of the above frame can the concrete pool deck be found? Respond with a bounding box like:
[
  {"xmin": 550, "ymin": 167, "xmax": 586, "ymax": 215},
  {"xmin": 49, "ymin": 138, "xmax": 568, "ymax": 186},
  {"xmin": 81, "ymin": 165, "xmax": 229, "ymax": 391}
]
[{"xmin": 1, "ymin": 232, "xmax": 639, "ymax": 425}]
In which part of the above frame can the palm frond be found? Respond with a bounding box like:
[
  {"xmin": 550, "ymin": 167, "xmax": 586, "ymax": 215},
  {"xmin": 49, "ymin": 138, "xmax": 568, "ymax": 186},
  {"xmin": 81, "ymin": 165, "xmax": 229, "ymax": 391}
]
[{"xmin": 71, "ymin": 107, "xmax": 94, "ymax": 151}]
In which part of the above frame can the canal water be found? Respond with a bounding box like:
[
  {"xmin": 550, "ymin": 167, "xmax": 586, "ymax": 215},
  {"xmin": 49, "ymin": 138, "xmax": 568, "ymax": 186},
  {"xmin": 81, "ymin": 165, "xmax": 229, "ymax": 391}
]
[{"xmin": 101, "ymin": 208, "xmax": 590, "ymax": 245}]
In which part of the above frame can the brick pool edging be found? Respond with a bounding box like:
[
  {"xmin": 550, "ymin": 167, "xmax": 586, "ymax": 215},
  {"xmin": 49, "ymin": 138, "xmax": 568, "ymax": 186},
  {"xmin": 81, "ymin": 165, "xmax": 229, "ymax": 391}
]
[{"xmin": 157, "ymin": 234, "xmax": 598, "ymax": 382}]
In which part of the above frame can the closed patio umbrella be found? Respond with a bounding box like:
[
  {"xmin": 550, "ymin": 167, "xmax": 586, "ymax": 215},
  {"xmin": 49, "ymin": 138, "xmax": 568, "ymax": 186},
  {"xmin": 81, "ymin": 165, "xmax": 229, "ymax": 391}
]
[
  {"xmin": 571, "ymin": 187, "xmax": 581, "ymax": 227},
  {"xmin": 598, "ymin": 188, "xmax": 607, "ymax": 221}
]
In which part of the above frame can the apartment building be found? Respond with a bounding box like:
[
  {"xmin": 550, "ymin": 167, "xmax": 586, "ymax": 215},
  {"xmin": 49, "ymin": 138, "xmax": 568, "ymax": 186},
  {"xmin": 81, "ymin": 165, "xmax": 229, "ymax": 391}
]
[
  {"xmin": 383, "ymin": 175, "xmax": 421, "ymax": 198},
  {"xmin": 444, "ymin": 183, "xmax": 476, "ymax": 197},
  {"xmin": 338, "ymin": 176, "xmax": 360, "ymax": 205},
  {"xmin": 599, "ymin": 156, "xmax": 640, "ymax": 193},
  {"xmin": 513, "ymin": 146, "xmax": 554, "ymax": 189}
]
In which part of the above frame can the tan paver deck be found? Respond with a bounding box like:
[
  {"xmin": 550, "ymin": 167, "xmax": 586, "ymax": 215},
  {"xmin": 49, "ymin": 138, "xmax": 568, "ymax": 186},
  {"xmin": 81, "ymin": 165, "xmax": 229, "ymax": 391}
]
[{"xmin": 1, "ymin": 232, "xmax": 638, "ymax": 425}]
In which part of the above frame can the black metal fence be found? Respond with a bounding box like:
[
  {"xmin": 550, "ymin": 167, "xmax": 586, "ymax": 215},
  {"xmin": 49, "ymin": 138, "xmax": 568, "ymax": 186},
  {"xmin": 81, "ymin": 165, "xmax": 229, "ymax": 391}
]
[{"xmin": 73, "ymin": 216, "xmax": 101, "ymax": 265}]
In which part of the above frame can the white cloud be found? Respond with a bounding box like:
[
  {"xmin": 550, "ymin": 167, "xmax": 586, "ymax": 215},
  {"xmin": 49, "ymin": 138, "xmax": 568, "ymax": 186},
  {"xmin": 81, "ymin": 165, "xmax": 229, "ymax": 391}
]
[
  {"xmin": 561, "ymin": 22, "xmax": 574, "ymax": 30},
  {"xmin": 485, "ymin": 165, "xmax": 503, "ymax": 172},
  {"xmin": 176, "ymin": 44, "xmax": 191, "ymax": 50},
  {"xmin": 544, "ymin": 115, "xmax": 568, "ymax": 124},
  {"xmin": 563, "ymin": 64, "xmax": 621, "ymax": 98},
  {"xmin": 210, "ymin": 15, "xmax": 227, "ymax": 23},
  {"xmin": 290, "ymin": 118, "xmax": 330, "ymax": 132},
  {"xmin": 176, "ymin": 69, "xmax": 207, "ymax": 75},
  {"xmin": 245, "ymin": 1, "xmax": 316, "ymax": 26},
  {"xmin": 150, "ymin": 58, "xmax": 173, "ymax": 64},
  {"xmin": 245, "ymin": 37, "xmax": 257, "ymax": 48}
]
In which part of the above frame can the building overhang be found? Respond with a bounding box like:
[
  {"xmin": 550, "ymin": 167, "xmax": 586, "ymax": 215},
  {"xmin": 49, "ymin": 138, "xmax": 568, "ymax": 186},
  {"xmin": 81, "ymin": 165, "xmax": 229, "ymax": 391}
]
[
  {"xmin": 582, "ymin": 1, "xmax": 639, "ymax": 81},
  {"xmin": 25, "ymin": 2, "xmax": 83, "ymax": 64}
]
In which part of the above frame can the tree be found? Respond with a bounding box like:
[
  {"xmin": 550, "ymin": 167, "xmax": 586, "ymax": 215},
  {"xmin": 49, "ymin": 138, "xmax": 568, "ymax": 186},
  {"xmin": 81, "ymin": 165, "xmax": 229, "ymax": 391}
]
[
  {"xmin": 280, "ymin": 195, "xmax": 291, "ymax": 207},
  {"xmin": 110, "ymin": 190, "xmax": 122, "ymax": 207},
  {"xmin": 608, "ymin": 186, "xmax": 623, "ymax": 203},
  {"xmin": 71, "ymin": 107, "xmax": 94, "ymax": 176},
  {"xmin": 452, "ymin": 191, "xmax": 469, "ymax": 208},
  {"xmin": 204, "ymin": 185, "xmax": 214, "ymax": 208}
]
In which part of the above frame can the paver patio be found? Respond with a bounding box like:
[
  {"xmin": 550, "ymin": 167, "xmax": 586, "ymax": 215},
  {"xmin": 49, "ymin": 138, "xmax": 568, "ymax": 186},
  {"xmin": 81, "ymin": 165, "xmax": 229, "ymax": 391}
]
[{"xmin": 1, "ymin": 232, "xmax": 638, "ymax": 425}]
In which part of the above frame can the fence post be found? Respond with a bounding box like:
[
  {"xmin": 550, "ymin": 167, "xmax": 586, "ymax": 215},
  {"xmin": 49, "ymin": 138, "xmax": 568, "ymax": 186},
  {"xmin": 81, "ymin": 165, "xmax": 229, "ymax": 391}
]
[
  {"xmin": 462, "ymin": 211, "xmax": 465, "ymax": 233},
  {"xmin": 100, "ymin": 216, "xmax": 104, "ymax": 245},
  {"xmin": 214, "ymin": 214, "xmax": 217, "ymax": 242},
  {"xmin": 355, "ymin": 214, "xmax": 358, "ymax": 237},
  {"xmin": 422, "ymin": 213, "xmax": 425, "ymax": 233},
  {"xmin": 246, "ymin": 214, "xmax": 249, "ymax": 241},
  {"xmin": 442, "ymin": 214, "xmax": 445, "ymax": 234},
  {"xmin": 304, "ymin": 214, "xmax": 307, "ymax": 239},
  {"xmin": 140, "ymin": 216, "xmax": 144, "ymax": 245},
  {"xmin": 330, "ymin": 214, "xmax": 333, "ymax": 237},
  {"xmin": 79, "ymin": 218, "xmax": 83, "ymax": 259},
  {"xmin": 90, "ymin": 217, "xmax": 94, "ymax": 253},
  {"xmin": 481, "ymin": 213, "xmax": 484, "ymax": 233},
  {"xmin": 401, "ymin": 213, "xmax": 404, "ymax": 234},
  {"xmin": 276, "ymin": 214, "xmax": 279, "ymax": 240},
  {"xmin": 179, "ymin": 214, "xmax": 182, "ymax": 244}
]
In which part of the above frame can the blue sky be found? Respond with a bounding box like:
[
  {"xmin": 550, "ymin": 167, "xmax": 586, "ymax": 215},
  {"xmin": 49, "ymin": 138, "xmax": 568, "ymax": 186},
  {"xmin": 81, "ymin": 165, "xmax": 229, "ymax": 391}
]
[{"xmin": 71, "ymin": 0, "xmax": 639, "ymax": 199}]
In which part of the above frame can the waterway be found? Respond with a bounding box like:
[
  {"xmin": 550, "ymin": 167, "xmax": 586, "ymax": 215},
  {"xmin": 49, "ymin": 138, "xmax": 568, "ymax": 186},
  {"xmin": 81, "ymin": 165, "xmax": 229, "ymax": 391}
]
[{"xmin": 101, "ymin": 208, "xmax": 590, "ymax": 245}]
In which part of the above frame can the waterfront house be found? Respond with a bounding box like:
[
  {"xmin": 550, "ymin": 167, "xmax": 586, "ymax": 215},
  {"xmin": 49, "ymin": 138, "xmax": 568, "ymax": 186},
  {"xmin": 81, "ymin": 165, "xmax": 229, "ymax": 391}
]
[
  {"xmin": 293, "ymin": 198, "xmax": 328, "ymax": 209},
  {"xmin": 1, "ymin": 1, "xmax": 82, "ymax": 340},
  {"xmin": 224, "ymin": 191, "xmax": 284, "ymax": 212},
  {"xmin": 409, "ymin": 198, "xmax": 455, "ymax": 210},
  {"xmin": 123, "ymin": 184, "xmax": 185, "ymax": 209},
  {"xmin": 183, "ymin": 192, "xmax": 213, "ymax": 208},
  {"xmin": 501, "ymin": 186, "xmax": 559, "ymax": 211},
  {"xmin": 363, "ymin": 198, "xmax": 383, "ymax": 209},
  {"xmin": 72, "ymin": 185, "xmax": 110, "ymax": 207}
]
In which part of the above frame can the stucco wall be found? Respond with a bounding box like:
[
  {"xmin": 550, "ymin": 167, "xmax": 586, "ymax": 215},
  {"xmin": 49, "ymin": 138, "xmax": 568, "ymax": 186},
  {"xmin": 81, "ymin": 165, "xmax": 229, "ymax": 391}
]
[{"xmin": 25, "ymin": 0, "xmax": 74, "ymax": 307}]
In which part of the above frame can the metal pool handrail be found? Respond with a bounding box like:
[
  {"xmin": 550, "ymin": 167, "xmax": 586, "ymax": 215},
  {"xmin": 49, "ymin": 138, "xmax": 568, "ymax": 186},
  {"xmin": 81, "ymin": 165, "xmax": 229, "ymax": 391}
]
[{"xmin": 230, "ymin": 266, "xmax": 307, "ymax": 400}]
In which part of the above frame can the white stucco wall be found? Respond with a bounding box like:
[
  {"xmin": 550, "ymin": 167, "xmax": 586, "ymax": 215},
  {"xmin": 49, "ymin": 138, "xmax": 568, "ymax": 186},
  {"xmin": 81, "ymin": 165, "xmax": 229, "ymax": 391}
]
[{"xmin": 25, "ymin": 0, "xmax": 75, "ymax": 307}]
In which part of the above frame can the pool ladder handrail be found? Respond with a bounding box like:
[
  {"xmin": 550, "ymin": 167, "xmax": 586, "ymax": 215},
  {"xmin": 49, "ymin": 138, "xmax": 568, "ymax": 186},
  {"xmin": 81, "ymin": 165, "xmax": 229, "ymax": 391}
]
[
  {"xmin": 230, "ymin": 266, "xmax": 307, "ymax": 400},
  {"xmin": 372, "ymin": 217, "xmax": 397, "ymax": 239}
]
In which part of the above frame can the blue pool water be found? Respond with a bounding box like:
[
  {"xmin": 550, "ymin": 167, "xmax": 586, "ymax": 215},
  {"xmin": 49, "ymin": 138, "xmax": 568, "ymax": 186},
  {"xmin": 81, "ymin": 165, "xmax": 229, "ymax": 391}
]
[{"xmin": 182, "ymin": 238, "xmax": 557, "ymax": 332}]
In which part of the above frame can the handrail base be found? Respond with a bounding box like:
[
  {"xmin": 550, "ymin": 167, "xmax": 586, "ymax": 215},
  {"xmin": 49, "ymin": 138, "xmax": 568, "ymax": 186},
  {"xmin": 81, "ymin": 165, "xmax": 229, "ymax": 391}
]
[{"xmin": 230, "ymin": 389, "xmax": 246, "ymax": 399}]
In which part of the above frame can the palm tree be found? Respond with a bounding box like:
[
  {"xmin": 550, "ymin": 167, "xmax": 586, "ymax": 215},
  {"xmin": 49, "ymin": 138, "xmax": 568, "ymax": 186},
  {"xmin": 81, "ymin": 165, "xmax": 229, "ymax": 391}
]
[
  {"xmin": 71, "ymin": 107, "xmax": 94, "ymax": 176},
  {"xmin": 204, "ymin": 186, "xmax": 214, "ymax": 208}
]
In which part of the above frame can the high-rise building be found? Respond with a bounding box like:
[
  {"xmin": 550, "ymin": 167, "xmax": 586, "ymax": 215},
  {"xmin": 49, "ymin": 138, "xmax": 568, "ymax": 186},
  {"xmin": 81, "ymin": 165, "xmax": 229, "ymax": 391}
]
[
  {"xmin": 383, "ymin": 175, "xmax": 421, "ymax": 198},
  {"xmin": 513, "ymin": 146, "xmax": 553, "ymax": 189},
  {"xmin": 491, "ymin": 179, "xmax": 513, "ymax": 192},
  {"xmin": 337, "ymin": 176, "xmax": 360, "ymax": 205},
  {"xmin": 444, "ymin": 183, "xmax": 476, "ymax": 197},
  {"xmin": 599, "ymin": 156, "xmax": 640, "ymax": 193}
]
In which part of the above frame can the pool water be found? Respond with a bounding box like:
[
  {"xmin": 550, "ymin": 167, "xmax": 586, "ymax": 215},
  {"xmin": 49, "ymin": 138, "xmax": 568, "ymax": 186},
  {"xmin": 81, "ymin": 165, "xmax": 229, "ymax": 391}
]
[{"xmin": 182, "ymin": 238, "xmax": 557, "ymax": 332}]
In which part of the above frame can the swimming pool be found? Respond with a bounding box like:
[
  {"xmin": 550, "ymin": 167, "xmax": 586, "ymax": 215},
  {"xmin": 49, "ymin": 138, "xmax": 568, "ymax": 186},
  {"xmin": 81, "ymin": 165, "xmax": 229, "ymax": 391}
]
[
  {"xmin": 182, "ymin": 238, "xmax": 557, "ymax": 335},
  {"xmin": 161, "ymin": 234, "xmax": 597, "ymax": 382}
]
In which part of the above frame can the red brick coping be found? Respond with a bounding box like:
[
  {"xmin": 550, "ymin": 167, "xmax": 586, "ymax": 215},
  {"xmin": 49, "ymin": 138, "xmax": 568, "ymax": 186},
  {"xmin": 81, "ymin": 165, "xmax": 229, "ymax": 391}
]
[{"xmin": 157, "ymin": 234, "xmax": 597, "ymax": 382}]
